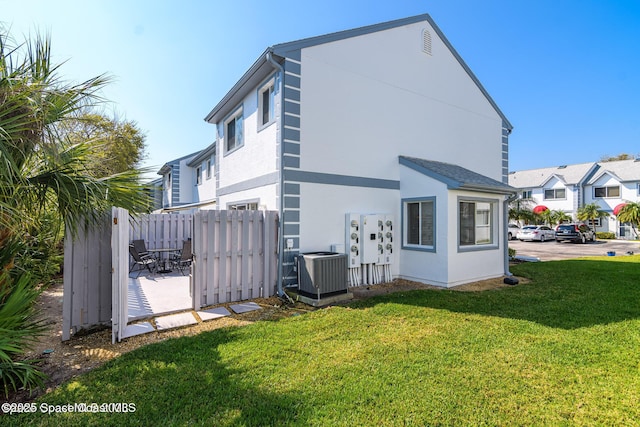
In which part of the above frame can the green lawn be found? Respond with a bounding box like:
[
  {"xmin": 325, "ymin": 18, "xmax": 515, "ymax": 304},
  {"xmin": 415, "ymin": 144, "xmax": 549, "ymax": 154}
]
[{"xmin": 6, "ymin": 256, "xmax": 640, "ymax": 426}]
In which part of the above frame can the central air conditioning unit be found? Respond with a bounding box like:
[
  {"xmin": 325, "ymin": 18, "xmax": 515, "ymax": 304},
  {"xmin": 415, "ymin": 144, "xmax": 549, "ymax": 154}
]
[{"xmin": 296, "ymin": 252, "xmax": 348, "ymax": 300}]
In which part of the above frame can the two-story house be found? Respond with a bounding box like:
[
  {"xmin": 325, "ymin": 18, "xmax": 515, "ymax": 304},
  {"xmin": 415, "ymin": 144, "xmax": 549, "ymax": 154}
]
[
  {"xmin": 155, "ymin": 147, "xmax": 217, "ymax": 212},
  {"xmin": 509, "ymin": 158, "xmax": 640, "ymax": 238},
  {"xmin": 160, "ymin": 14, "xmax": 516, "ymax": 288}
]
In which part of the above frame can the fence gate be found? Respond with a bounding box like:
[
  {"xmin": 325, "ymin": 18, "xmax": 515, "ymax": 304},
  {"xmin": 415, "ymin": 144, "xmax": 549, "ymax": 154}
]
[
  {"xmin": 63, "ymin": 209, "xmax": 279, "ymax": 342},
  {"xmin": 192, "ymin": 210, "xmax": 279, "ymax": 308},
  {"xmin": 111, "ymin": 207, "xmax": 130, "ymax": 343}
]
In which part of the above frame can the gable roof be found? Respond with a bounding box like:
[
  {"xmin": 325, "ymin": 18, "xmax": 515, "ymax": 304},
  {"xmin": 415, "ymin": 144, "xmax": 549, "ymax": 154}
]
[
  {"xmin": 157, "ymin": 151, "xmax": 200, "ymax": 175},
  {"xmin": 204, "ymin": 14, "xmax": 512, "ymax": 129},
  {"xmin": 588, "ymin": 158, "xmax": 640, "ymax": 184},
  {"xmin": 399, "ymin": 156, "xmax": 515, "ymax": 195},
  {"xmin": 508, "ymin": 162, "xmax": 598, "ymax": 189},
  {"xmin": 187, "ymin": 141, "xmax": 216, "ymax": 167}
]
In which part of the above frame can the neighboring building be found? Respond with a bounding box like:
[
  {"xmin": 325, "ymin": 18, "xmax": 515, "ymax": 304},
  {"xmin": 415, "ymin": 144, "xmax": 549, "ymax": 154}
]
[
  {"xmin": 509, "ymin": 158, "xmax": 640, "ymax": 238},
  {"xmin": 156, "ymin": 151, "xmax": 216, "ymax": 212},
  {"xmin": 161, "ymin": 13, "xmax": 516, "ymax": 288}
]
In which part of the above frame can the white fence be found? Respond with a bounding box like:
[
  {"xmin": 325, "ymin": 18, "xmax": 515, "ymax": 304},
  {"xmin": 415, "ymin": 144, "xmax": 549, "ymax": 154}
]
[
  {"xmin": 62, "ymin": 209, "xmax": 279, "ymax": 341},
  {"xmin": 129, "ymin": 213, "xmax": 192, "ymax": 250},
  {"xmin": 62, "ymin": 215, "xmax": 113, "ymax": 341},
  {"xmin": 192, "ymin": 210, "xmax": 279, "ymax": 307}
]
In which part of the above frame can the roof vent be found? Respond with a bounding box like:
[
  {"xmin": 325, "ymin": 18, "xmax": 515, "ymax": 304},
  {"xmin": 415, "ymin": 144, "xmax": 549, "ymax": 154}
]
[
  {"xmin": 557, "ymin": 165, "xmax": 567, "ymax": 169},
  {"xmin": 422, "ymin": 29, "xmax": 432, "ymax": 55}
]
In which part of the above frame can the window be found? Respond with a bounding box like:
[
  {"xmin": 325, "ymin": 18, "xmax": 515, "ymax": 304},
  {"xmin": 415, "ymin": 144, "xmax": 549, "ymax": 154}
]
[
  {"xmin": 229, "ymin": 202, "xmax": 258, "ymax": 210},
  {"xmin": 206, "ymin": 159, "xmax": 212, "ymax": 180},
  {"xmin": 637, "ymin": 183, "xmax": 640, "ymax": 196},
  {"xmin": 224, "ymin": 109, "xmax": 244, "ymax": 153},
  {"xmin": 594, "ymin": 186, "xmax": 620, "ymax": 198},
  {"xmin": 588, "ymin": 218, "xmax": 602, "ymax": 228},
  {"xmin": 259, "ymin": 79, "xmax": 275, "ymax": 128},
  {"xmin": 544, "ymin": 188, "xmax": 566, "ymax": 200},
  {"xmin": 521, "ymin": 190, "xmax": 532, "ymax": 199},
  {"xmin": 459, "ymin": 200, "xmax": 495, "ymax": 247},
  {"xmin": 195, "ymin": 166, "xmax": 202, "ymax": 185},
  {"xmin": 403, "ymin": 198, "xmax": 435, "ymax": 250}
]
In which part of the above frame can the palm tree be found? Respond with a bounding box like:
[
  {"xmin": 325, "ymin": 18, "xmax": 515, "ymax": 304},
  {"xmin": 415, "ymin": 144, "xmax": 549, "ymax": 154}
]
[
  {"xmin": 509, "ymin": 198, "xmax": 535, "ymax": 226},
  {"xmin": 616, "ymin": 202, "xmax": 640, "ymax": 239},
  {"xmin": 550, "ymin": 210, "xmax": 572, "ymax": 227},
  {"xmin": 1, "ymin": 27, "xmax": 149, "ymax": 396},
  {"xmin": 577, "ymin": 203, "xmax": 610, "ymax": 228}
]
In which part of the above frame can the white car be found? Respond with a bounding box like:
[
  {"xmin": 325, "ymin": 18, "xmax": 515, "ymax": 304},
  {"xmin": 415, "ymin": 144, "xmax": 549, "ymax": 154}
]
[
  {"xmin": 516, "ymin": 225, "xmax": 556, "ymax": 242},
  {"xmin": 508, "ymin": 224, "xmax": 521, "ymax": 240}
]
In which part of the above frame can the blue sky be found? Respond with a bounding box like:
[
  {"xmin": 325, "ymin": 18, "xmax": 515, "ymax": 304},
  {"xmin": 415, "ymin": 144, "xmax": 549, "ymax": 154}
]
[{"xmin": 2, "ymin": 0, "xmax": 639, "ymax": 177}]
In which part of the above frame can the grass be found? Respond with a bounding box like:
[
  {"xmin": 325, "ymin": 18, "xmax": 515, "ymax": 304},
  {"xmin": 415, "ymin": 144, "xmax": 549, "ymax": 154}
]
[{"xmin": 6, "ymin": 255, "xmax": 640, "ymax": 426}]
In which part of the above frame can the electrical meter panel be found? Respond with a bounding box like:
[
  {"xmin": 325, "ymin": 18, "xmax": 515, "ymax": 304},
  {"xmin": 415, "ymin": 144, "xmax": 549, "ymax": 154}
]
[
  {"xmin": 381, "ymin": 215, "xmax": 394, "ymax": 265},
  {"xmin": 360, "ymin": 214, "xmax": 380, "ymax": 264},
  {"xmin": 345, "ymin": 213, "xmax": 360, "ymax": 267}
]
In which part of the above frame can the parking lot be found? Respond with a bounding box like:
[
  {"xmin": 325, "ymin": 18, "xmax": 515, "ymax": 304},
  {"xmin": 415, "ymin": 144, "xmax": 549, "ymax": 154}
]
[{"xmin": 509, "ymin": 238, "xmax": 640, "ymax": 261}]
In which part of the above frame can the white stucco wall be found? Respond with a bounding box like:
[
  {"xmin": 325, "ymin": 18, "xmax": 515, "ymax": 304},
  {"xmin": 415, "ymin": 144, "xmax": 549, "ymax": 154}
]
[
  {"xmin": 216, "ymin": 73, "xmax": 280, "ymax": 191},
  {"xmin": 297, "ymin": 181, "xmax": 400, "ymax": 273},
  {"xmin": 445, "ymin": 190, "xmax": 506, "ymax": 286},
  {"xmin": 192, "ymin": 157, "xmax": 216, "ymax": 203},
  {"xmin": 538, "ymin": 177, "xmax": 576, "ymax": 213},
  {"xmin": 397, "ymin": 168, "xmax": 450, "ymax": 286},
  {"xmin": 298, "ymin": 20, "xmax": 504, "ymax": 183},
  {"xmin": 218, "ymin": 183, "xmax": 278, "ymax": 211}
]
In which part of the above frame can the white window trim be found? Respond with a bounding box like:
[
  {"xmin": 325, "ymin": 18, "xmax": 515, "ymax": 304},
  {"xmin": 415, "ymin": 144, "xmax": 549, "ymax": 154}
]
[
  {"xmin": 457, "ymin": 197, "xmax": 499, "ymax": 252},
  {"xmin": 206, "ymin": 158, "xmax": 212, "ymax": 180},
  {"xmin": 402, "ymin": 197, "xmax": 436, "ymax": 252},
  {"xmin": 258, "ymin": 77, "xmax": 276, "ymax": 131},
  {"xmin": 223, "ymin": 107, "xmax": 244, "ymax": 155},
  {"xmin": 543, "ymin": 188, "xmax": 566, "ymax": 200}
]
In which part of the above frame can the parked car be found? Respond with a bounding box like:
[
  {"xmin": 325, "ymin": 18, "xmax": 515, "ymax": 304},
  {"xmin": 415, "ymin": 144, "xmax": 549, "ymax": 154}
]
[
  {"xmin": 508, "ymin": 224, "xmax": 520, "ymax": 240},
  {"xmin": 555, "ymin": 223, "xmax": 595, "ymax": 243},
  {"xmin": 516, "ymin": 225, "xmax": 556, "ymax": 242}
]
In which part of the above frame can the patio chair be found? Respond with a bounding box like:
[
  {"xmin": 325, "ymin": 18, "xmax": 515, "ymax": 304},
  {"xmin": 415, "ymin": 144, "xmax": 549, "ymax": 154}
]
[
  {"xmin": 132, "ymin": 239, "xmax": 154, "ymax": 259},
  {"xmin": 129, "ymin": 245, "xmax": 158, "ymax": 278},
  {"xmin": 171, "ymin": 240, "xmax": 193, "ymax": 276}
]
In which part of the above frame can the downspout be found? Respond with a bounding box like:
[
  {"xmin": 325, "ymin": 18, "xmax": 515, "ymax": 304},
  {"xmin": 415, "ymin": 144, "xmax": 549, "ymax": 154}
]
[
  {"xmin": 266, "ymin": 50, "xmax": 287, "ymax": 299},
  {"xmin": 504, "ymin": 192, "xmax": 518, "ymax": 276}
]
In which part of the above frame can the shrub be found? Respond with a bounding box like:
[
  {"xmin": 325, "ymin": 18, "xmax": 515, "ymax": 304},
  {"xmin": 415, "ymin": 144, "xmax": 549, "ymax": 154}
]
[
  {"xmin": 596, "ymin": 232, "xmax": 616, "ymax": 240},
  {"xmin": 508, "ymin": 247, "xmax": 516, "ymax": 258},
  {"xmin": 0, "ymin": 271, "xmax": 47, "ymax": 397}
]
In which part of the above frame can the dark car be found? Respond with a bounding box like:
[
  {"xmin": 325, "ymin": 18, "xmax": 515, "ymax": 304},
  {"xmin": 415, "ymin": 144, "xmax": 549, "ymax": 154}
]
[{"xmin": 555, "ymin": 223, "xmax": 595, "ymax": 243}]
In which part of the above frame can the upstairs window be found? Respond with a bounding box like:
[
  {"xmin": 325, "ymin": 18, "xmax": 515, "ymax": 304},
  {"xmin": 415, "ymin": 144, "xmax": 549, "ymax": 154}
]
[
  {"xmin": 544, "ymin": 188, "xmax": 566, "ymax": 200},
  {"xmin": 206, "ymin": 158, "xmax": 212, "ymax": 180},
  {"xmin": 195, "ymin": 166, "xmax": 202, "ymax": 185},
  {"xmin": 594, "ymin": 186, "xmax": 620, "ymax": 198},
  {"xmin": 225, "ymin": 108, "xmax": 244, "ymax": 153},
  {"xmin": 259, "ymin": 79, "xmax": 275, "ymax": 128}
]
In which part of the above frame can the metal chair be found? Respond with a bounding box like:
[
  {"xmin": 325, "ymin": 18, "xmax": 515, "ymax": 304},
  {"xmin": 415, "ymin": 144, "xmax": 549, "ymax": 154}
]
[
  {"xmin": 132, "ymin": 239, "xmax": 154, "ymax": 259},
  {"xmin": 171, "ymin": 240, "xmax": 193, "ymax": 276},
  {"xmin": 129, "ymin": 245, "xmax": 157, "ymax": 278}
]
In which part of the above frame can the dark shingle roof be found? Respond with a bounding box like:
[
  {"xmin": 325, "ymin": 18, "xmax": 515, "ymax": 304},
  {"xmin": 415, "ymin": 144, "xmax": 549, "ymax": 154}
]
[{"xmin": 399, "ymin": 156, "xmax": 515, "ymax": 195}]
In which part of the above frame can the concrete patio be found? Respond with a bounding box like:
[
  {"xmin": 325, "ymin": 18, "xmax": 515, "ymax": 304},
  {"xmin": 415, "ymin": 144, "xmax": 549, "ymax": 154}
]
[{"xmin": 122, "ymin": 270, "xmax": 263, "ymax": 340}]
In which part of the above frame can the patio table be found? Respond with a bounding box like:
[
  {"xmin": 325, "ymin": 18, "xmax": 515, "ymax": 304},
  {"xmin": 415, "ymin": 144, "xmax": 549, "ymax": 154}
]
[{"xmin": 148, "ymin": 248, "xmax": 179, "ymax": 274}]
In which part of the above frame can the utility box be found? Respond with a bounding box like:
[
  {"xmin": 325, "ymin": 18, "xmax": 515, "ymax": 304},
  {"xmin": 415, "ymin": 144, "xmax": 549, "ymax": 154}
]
[{"xmin": 296, "ymin": 252, "xmax": 348, "ymax": 300}]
